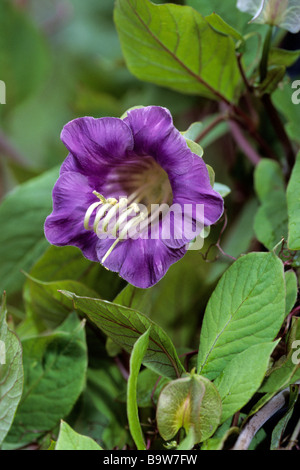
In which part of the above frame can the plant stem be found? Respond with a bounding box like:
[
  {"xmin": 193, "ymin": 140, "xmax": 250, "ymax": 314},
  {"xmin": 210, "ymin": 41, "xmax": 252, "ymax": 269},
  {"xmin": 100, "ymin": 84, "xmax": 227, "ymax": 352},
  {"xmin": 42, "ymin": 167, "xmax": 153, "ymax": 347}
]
[
  {"xmin": 260, "ymin": 25, "xmax": 273, "ymax": 83},
  {"xmin": 232, "ymin": 381, "xmax": 300, "ymax": 450},
  {"xmin": 195, "ymin": 114, "xmax": 229, "ymax": 143},
  {"xmin": 230, "ymin": 117, "xmax": 260, "ymax": 166},
  {"xmin": 237, "ymin": 52, "xmax": 253, "ymax": 93},
  {"xmin": 286, "ymin": 417, "xmax": 300, "ymax": 450}
]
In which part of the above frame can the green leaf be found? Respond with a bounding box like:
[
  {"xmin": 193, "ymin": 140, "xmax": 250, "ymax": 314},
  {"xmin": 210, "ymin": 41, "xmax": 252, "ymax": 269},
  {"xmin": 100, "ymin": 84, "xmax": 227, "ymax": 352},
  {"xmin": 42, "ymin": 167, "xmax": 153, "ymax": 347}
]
[
  {"xmin": 181, "ymin": 121, "xmax": 202, "ymax": 141},
  {"xmin": 270, "ymin": 384, "xmax": 299, "ymax": 450},
  {"xmin": 213, "ymin": 182, "xmax": 231, "ymax": 198},
  {"xmin": 23, "ymin": 274, "xmax": 100, "ymax": 332},
  {"xmin": 121, "ymin": 368, "xmax": 169, "ymax": 408},
  {"xmin": 201, "ymin": 424, "xmax": 239, "ymax": 450},
  {"xmin": 0, "ymin": 167, "xmax": 59, "ymax": 294},
  {"xmin": 285, "ymin": 270, "xmax": 298, "ymax": 315},
  {"xmin": 208, "ymin": 198, "xmax": 258, "ymax": 283},
  {"xmin": 254, "ymin": 159, "xmax": 285, "ymax": 202},
  {"xmin": 4, "ymin": 314, "xmax": 87, "ymax": 449},
  {"xmin": 185, "ymin": 139, "xmax": 204, "ymax": 158},
  {"xmin": 260, "ymin": 317, "xmax": 300, "ymax": 394},
  {"xmin": 214, "ymin": 341, "xmax": 278, "ymax": 423},
  {"xmin": 177, "ymin": 427, "xmax": 196, "ymax": 450},
  {"xmin": 26, "ymin": 245, "xmax": 124, "ymax": 300},
  {"xmin": 71, "ymin": 360, "xmax": 129, "ymax": 450},
  {"xmin": 254, "ymin": 159, "xmax": 288, "ymax": 250},
  {"xmin": 198, "ymin": 252, "xmax": 286, "ymax": 380},
  {"xmin": 127, "ymin": 329, "xmax": 150, "ymax": 450},
  {"xmin": 60, "ymin": 291, "xmax": 185, "ymax": 379},
  {"xmin": 156, "ymin": 372, "xmax": 222, "ymax": 444},
  {"xmin": 273, "ymin": 80, "xmax": 300, "ymax": 144},
  {"xmin": 256, "ymin": 66, "xmax": 286, "ymax": 96},
  {"xmin": 269, "ymin": 48, "xmax": 300, "ymax": 67},
  {"xmin": 114, "ymin": 0, "xmax": 241, "ymax": 101},
  {"xmin": 113, "ymin": 251, "xmax": 214, "ymax": 350},
  {"xmin": 0, "ymin": 294, "xmax": 23, "ymax": 446},
  {"xmin": 254, "ymin": 194, "xmax": 288, "ymax": 250},
  {"xmin": 186, "ymin": 0, "xmax": 257, "ymax": 34},
  {"xmin": 287, "ymin": 151, "xmax": 300, "ymax": 250},
  {"xmin": 55, "ymin": 421, "xmax": 103, "ymax": 451},
  {"xmin": 205, "ymin": 13, "xmax": 244, "ymax": 43},
  {"xmin": 186, "ymin": 0, "xmax": 269, "ymax": 70},
  {"xmin": 114, "ymin": 284, "xmax": 153, "ymax": 316}
]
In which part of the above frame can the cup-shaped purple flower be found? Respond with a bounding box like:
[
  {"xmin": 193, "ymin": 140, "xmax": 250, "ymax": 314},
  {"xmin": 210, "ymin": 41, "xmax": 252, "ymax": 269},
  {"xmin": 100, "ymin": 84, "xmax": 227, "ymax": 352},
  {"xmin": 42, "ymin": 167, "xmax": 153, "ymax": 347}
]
[{"xmin": 44, "ymin": 106, "xmax": 223, "ymax": 288}]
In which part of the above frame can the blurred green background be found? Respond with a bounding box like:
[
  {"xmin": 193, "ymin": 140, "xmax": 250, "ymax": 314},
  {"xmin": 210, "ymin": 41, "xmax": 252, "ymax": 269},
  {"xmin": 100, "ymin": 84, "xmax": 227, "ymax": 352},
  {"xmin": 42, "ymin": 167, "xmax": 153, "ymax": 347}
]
[{"xmin": 0, "ymin": 0, "xmax": 202, "ymax": 190}]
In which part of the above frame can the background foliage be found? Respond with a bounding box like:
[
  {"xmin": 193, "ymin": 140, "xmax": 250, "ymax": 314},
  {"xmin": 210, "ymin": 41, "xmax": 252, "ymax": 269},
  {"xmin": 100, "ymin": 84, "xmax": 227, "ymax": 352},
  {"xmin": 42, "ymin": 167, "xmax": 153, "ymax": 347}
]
[{"xmin": 0, "ymin": 0, "xmax": 300, "ymax": 451}]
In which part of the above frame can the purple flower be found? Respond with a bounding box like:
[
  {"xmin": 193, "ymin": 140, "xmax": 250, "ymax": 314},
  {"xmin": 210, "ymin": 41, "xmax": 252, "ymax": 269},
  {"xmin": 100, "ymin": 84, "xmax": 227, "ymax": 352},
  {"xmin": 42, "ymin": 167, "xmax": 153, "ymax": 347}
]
[{"xmin": 44, "ymin": 106, "xmax": 223, "ymax": 288}]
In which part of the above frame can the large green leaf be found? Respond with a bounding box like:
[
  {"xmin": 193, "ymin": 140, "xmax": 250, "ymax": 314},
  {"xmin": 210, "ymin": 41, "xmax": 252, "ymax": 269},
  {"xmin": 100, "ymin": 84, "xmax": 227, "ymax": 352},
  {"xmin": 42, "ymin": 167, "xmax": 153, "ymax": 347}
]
[
  {"xmin": 0, "ymin": 294, "xmax": 23, "ymax": 446},
  {"xmin": 55, "ymin": 421, "xmax": 103, "ymax": 451},
  {"xmin": 114, "ymin": 0, "xmax": 241, "ymax": 101},
  {"xmin": 197, "ymin": 252, "xmax": 286, "ymax": 380},
  {"xmin": 214, "ymin": 342, "xmax": 278, "ymax": 423},
  {"xmin": 4, "ymin": 314, "xmax": 87, "ymax": 449},
  {"xmin": 61, "ymin": 291, "xmax": 184, "ymax": 379},
  {"xmin": 287, "ymin": 151, "xmax": 300, "ymax": 250},
  {"xmin": 0, "ymin": 167, "xmax": 59, "ymax": 294},
  {"xmin": 254, "ymin": 159, "xmax": 288, "ymax": 250}
]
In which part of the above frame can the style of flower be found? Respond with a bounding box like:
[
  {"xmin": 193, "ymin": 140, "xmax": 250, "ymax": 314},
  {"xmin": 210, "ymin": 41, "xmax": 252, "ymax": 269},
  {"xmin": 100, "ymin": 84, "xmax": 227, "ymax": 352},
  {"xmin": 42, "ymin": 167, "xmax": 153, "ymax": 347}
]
[
  {"xmin": 44, "ymin": 106, "xmax": 223, "ymax": 288},
  {"xmin": 237, "ymin": 0, "xmax": 300, "ymax": 33}
]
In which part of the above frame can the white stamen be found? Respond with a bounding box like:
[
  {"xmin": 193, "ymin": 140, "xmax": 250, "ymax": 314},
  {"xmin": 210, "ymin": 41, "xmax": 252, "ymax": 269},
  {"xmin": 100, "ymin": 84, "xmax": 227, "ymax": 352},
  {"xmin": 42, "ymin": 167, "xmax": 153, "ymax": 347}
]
[
  {"xmin": 93, "ymin": 202, "xmax": 114, "ymax": 233},
  {"xmin": 84, "ymin": 201, "xmax": 102, "ymax": 230}
]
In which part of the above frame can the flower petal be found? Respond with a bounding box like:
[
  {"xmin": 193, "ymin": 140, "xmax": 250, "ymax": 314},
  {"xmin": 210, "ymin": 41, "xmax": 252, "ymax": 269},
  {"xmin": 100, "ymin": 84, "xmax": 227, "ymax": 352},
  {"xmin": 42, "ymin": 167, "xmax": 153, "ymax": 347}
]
[
  {"xmin": 96, "ymin": 228, "xmax": 187, "ymax": 288},
  {"xmin": 172, "ymin": 156, "xmax": 224, "ymax": 224},
  {"xmin": 44, "ymin": 171, "xmax": 99, "ymax": 261},
  {"xmin": 60, "ymin": 117, "xmax": 134, "ymax": 174},
  {"xmin": 125, "ymin": 106, "xmax": 192, "ymax": 176},
  {"xmin": 162, "ymin": 155, "xmax": 224, "ymax": 248}
]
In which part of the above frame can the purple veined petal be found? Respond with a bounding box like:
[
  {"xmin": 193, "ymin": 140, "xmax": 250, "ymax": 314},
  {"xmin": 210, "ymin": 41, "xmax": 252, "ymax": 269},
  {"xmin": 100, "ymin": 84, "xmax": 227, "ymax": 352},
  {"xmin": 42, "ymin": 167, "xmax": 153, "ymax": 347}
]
[
  {"xmin": 59, "ymin": 152, "xmax": 115, "ymax": 198},
  {"xmin": 60, "ymin": 117, "xmax": 134, "ymax": 174},
  {"xmin": 96, "ymin": 226, "xmax": 187, "ymax": 288},
  {"xmin": 124, "ymin": 106, "xmax": 192, "ymax": 176},
  {"xmin": 160, "ymin": 203, "xmax": 205, "ymax": 249},
  {"xmin": 44, "ymin": 171, "xmax": 100, "ymax": 261},
  {"xmin": 45, "ymin": 212, "xmax": 99, "ymax": 262},
  {"xmin": 162, "ymin": 155, "xmax": 224, "ymax": 249},
  {"xmin": 60, "ymin": 153, "xmax": 81, "ymax": 175}
]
